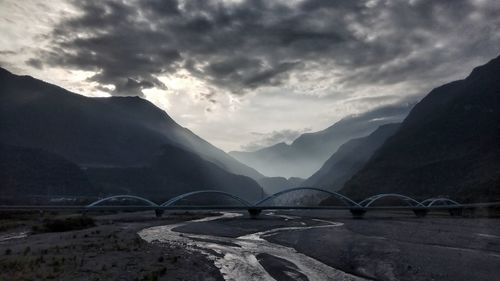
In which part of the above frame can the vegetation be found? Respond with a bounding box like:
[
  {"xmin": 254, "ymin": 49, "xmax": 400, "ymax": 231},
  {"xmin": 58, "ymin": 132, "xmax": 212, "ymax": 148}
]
[{"xmin": 35, "ymin": 216, "xmax": 95, "ymax": 233}]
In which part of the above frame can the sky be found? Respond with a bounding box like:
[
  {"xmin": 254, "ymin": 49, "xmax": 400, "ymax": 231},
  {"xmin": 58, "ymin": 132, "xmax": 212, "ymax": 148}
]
[{"xmin": 1, "ymin": 0, "xmax": 499, "ymax": 152}]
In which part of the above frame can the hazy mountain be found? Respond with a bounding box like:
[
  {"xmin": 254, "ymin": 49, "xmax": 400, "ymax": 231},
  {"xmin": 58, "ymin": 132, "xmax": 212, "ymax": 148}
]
[
  {"xmin": 0, "ymin": 67, "xmax": 262, "ymax": 180},
  {"xmin": 230, "ymin": 104, "xmax": 413, "ymax": 178},
  {"xmin": 86, "ymin": 144, "xmax": 263, "ymax": 203},
  {"xmin": 257, "ymin": 177, "xmax": 305, "ymax": 195},
  {"xmin": 341, "ymin": 56, "xmax": 500, "ymax": 202},
  {"xmin": 303, "ymin": 123, "xmax": 400, "ymax": 191},
  {"xmin": 0, "ymin": 143, "xmax": 98, "ymax": 204}
]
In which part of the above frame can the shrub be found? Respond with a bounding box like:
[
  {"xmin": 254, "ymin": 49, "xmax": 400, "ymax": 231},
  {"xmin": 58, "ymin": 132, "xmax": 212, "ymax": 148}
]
[{"xmin": 38, "ymin": 216, "xmax": 95, "ymax": 232}]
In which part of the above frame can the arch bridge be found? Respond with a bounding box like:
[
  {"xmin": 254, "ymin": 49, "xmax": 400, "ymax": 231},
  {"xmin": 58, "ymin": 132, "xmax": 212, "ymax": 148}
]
[{"xmin": 79, "ymin": 187, "xmax": 491, "ymax": 218}]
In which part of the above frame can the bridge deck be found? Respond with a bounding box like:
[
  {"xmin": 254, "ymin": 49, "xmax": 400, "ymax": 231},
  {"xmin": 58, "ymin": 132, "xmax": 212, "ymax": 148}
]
[
  {"xmin": 2, "ymin": 188, "xmax": 499, "ymax": 218},
  {"xmin": 0, "ymin": 202, "xmax": 499, "ymax": 211}
]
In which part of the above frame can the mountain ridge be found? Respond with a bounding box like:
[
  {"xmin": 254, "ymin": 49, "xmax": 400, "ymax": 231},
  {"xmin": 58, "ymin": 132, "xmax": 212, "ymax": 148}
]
[
  {"xmin": 0, "ymin": 66, "xmax": 264, "ymax": 201},
  {"xmin": 0, "ymin": 67, "xmax": 263, "ymax": 179},
  {"xmin": 303, "ymin": 123, "xmax": 400, "ymax": 190},
  {"xmin": 230, "ymin": 103, "xmax": 413, "ymax": 178},
  {"xmin": 341, "ymin": 55, "xmax": 500, "ymax": 202}
]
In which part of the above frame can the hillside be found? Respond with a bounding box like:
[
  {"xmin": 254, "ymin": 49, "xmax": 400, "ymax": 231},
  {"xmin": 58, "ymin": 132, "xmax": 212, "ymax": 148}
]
[
  {"xmin": 341, "ymin": 56, "xmax": 500, "ymax": 202},
  {"xmin": 0, "ymin": 67, "xmax": 262, "ymax": 180},
  {"xmin": 86, "ymin": 144, "xmax": 263, "ymax": 202},
  {"xmin": 304, "ymin": 123, "xmax": 400, "ymax": 191},
  {"xmin": 0, "ymin": 143, "xmax": 98, "ymax": 204}
]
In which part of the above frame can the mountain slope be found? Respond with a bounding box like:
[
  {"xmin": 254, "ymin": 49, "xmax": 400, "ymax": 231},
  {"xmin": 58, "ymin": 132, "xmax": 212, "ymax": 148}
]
[
  {"xmin": 86, "ymin": 144, "xmax": 263, "ymax": 202},
  {"xmin": 230, "ymin": 104, "xmax": 413, "ymax": 178},
  {"xmin": 303, "ymin": 123, "xmax": 400, "ymax": 191},
  {"xmin": 0, "ymin": 67, "xmax": 262, "ymax": 179},
  {"xmin": 341, "ymin": 56, "xmax": 500, "ymax": 202},
  {"xmin": 0, "ymin": 143, "xmax": 98, "ymax": 204},
  {"xmin": 257, "ymin": 177, "xmax": 305, "ymax": 195}
]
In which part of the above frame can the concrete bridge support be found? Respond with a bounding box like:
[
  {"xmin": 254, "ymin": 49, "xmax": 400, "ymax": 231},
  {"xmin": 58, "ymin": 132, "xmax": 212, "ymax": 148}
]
[
  {"xmin": 350, "ymin": 208, "xmax": 367, "ymax": 219},
  {"xmin": 462, "ymin": 208, "xmax": 476, "ymax": 217},
  {"xmin": 412, "ymin": 209, "xmax": 429, "ymax": 217},
  {"xmin": 448, "ymin": 208, "xmax": 463, "ymax": 216},
  {"xmin": 155, "ymin": 209, "xmax": 164, "ymax": 218},
  {"xmin": 248, "ymin": 208, "xmax": 262, "ymax": 219}
]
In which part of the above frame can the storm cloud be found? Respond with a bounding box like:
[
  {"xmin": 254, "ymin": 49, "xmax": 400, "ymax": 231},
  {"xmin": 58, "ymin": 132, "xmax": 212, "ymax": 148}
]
[
  {"xmin": 2, "ymin": 0, "xmax": 499, "ymax": 151},
  {"xmin": 31, "ymin": 0, "xmax": 500, "ymax": 96}
]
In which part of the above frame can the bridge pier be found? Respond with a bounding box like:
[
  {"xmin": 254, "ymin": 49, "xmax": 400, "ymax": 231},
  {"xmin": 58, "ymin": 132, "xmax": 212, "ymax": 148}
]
[
  {"xmin": 448, "ymin": 208, "xmax": 463, "ymax": 216},
  {"xmin": 350, "ymin": 208, "xmax": 366, "ymax": 219},
  {"xmin": 247, "ymin": 208, "xmax": 262, "ymax": 219},
  {"xmin": 462, "ymin": 207, "xmax": 476, "ymax": 218},
  {"xmin": 155, "ymin": 209, "xmax": 164, "ymax": 218},
  {"xmin": 412, "ymin": 209, "xmax": 429, "ymax": 217}
]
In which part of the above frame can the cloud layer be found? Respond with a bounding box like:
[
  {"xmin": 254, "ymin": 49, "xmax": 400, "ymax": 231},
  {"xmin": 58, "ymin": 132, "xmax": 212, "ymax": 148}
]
[
  {"xmin": 2, "ymin": 0, "xmax": 499, "ymax": 151},
  {"xmin": 33, "ymin": 0, "xmax": 500, "ymax": 97}
]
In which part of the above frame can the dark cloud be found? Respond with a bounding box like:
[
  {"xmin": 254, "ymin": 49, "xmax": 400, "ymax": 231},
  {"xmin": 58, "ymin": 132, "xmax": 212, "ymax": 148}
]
[
  {"xmin": 0, "ymin": 50, "xmax": 17, "ymax": 55},
  {"xmin": 32, "ymin": 0, "xmax": 500, "ymax": 96},
  {"xmin": 114, "ymin": 78, "xmax": 155, "ymax": 96},
  {"xmin": 198, "ymin": 91, "xmax": 217, "ymax": 104},
  {"xmin": 25, "ymin": 58, "xmax": 44, "ymax": 69}
]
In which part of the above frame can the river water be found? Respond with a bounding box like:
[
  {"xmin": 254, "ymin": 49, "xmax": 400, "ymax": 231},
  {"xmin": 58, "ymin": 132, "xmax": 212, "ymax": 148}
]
[{"xmin": 138, "ymin": 212, "xmax": 365, "ymax": 281}]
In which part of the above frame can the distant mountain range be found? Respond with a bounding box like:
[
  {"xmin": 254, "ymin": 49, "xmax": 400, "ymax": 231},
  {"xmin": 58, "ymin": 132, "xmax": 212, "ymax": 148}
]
[
  {"xmin": 229, "ymin": 104, "xmax": 413, "ymax": 178},
  {"xmin": 341, "ymin": 55, "xmax": 500, "ymax": 202},
  {"xmin": 303, "ymin": 123, "xmax": 400, "ymax": 191},
  {"xmin": 257, "ymin": 177, "xmax": 305, "ymax": 195},
  {"xmin": 0, "ymin": 67, "xmax": 263, "ymax": 202}
]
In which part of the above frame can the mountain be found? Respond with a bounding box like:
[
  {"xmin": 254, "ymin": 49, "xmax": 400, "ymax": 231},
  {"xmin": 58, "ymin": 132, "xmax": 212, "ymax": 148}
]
[
  {"xmin": 303, "ymin": 123, "xmax": 400, "ymax": 191},
  {"xmin": 230, "ymin": 104, "xmax": 413, "ymax": 178},
  {"xmin": 341, "ymin": 56, "xmax": 500, "ymax": 202},
  {"xmin": 257, "ymin": 177, "xmax": 305, "ymax": 195},
  {"xmin": 0, "ymin": 67, "xmax": 262, "ymax": 180},
  {"xmin": 86, "ymin": 144, "xmax": 263, "ymax": 203},
  {"xmin": 0, "ymin": 143, "xmax": 98, "ymax": 204}
]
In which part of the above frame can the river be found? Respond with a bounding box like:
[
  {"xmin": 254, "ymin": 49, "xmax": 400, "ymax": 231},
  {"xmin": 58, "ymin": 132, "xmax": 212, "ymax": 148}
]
[{"xmin": 138, "ymin": 212, "xmax": 365, "ymax": 281}]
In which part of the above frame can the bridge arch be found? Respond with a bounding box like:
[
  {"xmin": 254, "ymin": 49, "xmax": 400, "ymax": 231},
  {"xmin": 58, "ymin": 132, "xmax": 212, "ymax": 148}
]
[
  {"xmin": 358, "ymin": 194, "xmax": 423, "ymax": 207},
  {"xmin": 87, "ymin": 195, "xmax": 158, "ymax": 207},
  {"xmin": 420, "ymin": 198, "xmax": 460, "ymax": 207},
  {"xmin": 160, "ymin": 190, "xmax": 251, "ymax": 207},
  {"xmin": 254, "ymin": 187, "xmax": 359, "ymax": 207}
]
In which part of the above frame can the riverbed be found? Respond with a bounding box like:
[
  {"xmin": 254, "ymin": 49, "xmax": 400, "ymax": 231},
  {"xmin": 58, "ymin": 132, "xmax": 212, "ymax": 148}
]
[
  {"xmin": 139, "ymin": 212, "xmax": 364, "ymax": 281},
  {"xmin": 140, "ymin": 210, "xmax": 500, "ymax": 281}
]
